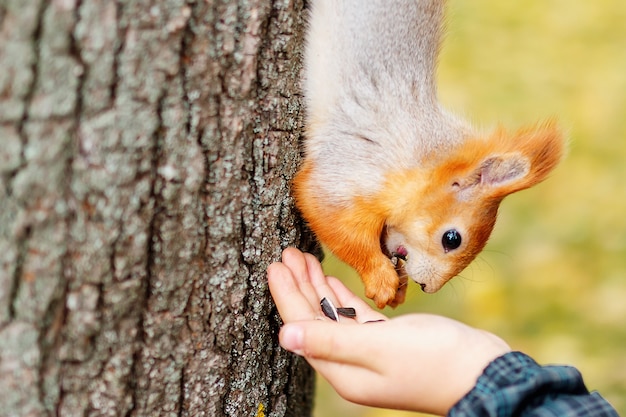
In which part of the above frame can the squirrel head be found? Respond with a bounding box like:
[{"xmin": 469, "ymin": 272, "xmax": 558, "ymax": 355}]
[{"xmin": 380, "ymin": 121, "xmax": 564, "ymax": 293}]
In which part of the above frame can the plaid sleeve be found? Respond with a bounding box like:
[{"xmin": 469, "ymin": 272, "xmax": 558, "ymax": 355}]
[{"xmin": 448, "ymin": 351, "xmax": 619, "ymax": 417}]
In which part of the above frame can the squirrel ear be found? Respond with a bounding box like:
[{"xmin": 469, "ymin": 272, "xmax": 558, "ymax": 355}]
[
  {"xmin": 453, "ymin": 153, "xmax": 529, "ymax": 195},
  {"xmin": 453, "ymin": 121, "xmax": 564, "ymax": 199},
  {"xmin": 479, "ymin": 154, "xmax": 529, "ymax": 186}
]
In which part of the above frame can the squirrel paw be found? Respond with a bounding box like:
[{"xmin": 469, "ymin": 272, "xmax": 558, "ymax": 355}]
[
  {"xmin": 387, "ymin": 276, "xmax": 408, "ymax": 308},
  {"xmin": 363, "ymin": 265, "xmax": 402, "ymax": 308},
  {"xmin": 387, "ymin": 259, "xmax": 409, "ymax": 307}
]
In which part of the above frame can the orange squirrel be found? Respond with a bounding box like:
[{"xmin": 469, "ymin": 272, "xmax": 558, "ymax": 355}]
[{"xmin": 293, "ymin": 0, "xmax": 564, "ymax": 308}]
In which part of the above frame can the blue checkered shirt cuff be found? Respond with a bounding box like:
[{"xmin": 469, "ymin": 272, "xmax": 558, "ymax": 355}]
[{"xmin": 449, "ymin": 351, "xmax": 619, "ymax": 417}]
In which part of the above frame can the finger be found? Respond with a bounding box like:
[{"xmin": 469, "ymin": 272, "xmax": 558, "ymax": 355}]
[
  {"xmin": 280, "ymin": 248, "xmax": 323, "ymax": 309},
  {"xmin": 303, "ymin": 252, "xmax": 341, "ymax": 308},
  {"xmin": 267, "ymin": 262, "xmax": 319, "ymax": 322},
  {"xmin": 327, "ymin": 277, "xmax": 387, "ymax": 323},
  {"xmin": 279, "ymin": 321, "xmax": 386, "ymax": 369}
]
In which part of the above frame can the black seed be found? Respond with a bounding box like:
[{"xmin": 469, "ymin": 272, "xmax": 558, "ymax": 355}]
[
  {"xmin": 391, "ymin": 251, "xmax": 407, "ymax": 261},
  {"xmin": 320, "ymin": 297, "xmax": 338, "ymax": 321},
  {"xmin": 336, "ymin": 307, "xmax": 356, "ymax": 318}
]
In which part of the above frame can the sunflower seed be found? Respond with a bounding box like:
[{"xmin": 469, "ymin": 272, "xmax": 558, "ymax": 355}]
[
  {"xmin": 336, "ymin": 307, "xmax": 356, "ymax": 318},
  {"xmin": 320, "ymin": 297, "xmax": 338, "ymax": 321}
]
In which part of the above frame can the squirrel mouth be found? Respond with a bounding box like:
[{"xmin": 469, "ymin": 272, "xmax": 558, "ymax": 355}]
[
  {"xmin": 393, "ymin": 245, "xmax": 408, "ymax": 261},
  {"xmin": 380, "ymin": 225, "xmax": 408, "ymax": 266},
  {"xmin": 380, "ymin": 224, "xmax": 411, "ymax": 299}
]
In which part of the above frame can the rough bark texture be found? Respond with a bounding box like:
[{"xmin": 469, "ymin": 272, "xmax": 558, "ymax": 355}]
[{"xmin": 0, "ymin": 0, "xmax": 318, "ymax": 416}]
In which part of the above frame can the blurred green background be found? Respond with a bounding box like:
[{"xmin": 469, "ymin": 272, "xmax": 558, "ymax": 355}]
[{"xmin": 314, "ymin": 0, "xmax": 626, "ymax": 416}]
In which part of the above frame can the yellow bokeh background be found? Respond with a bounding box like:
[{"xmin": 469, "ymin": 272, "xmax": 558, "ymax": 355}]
[{"xmin": 314, "ymin": 0, "xmax": 626, "ymax": 415}]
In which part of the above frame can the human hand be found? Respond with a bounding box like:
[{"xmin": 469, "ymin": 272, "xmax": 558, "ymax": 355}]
[{"xmin": 267, "ymin": 248, "xmax": 511, "ymax": 416}]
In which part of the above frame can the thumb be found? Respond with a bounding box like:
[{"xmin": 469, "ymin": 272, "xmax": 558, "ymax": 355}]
[{"xmin": 279, "ymin": 321, "xmax": 380, "ymax": 368}]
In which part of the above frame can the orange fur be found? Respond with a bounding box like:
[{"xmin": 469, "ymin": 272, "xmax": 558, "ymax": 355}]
[
  {"xmin": 293, "ymin": 122, "xmax": 564, "ymax": 308},
  {"xmin": 298, "ymin": 1, "xmax": 565, "ymax": 308}
]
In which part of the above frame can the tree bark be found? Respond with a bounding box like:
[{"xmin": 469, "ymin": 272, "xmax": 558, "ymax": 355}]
[{"xmin": 0, "ymin": 0, "xmax": 318, "ymax": 416}]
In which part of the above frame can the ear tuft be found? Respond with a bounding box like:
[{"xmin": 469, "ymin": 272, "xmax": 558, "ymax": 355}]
[
  {"xmin": 447, "ymin": 120, "xmax": 565, "ymax": 199},
  {"xmin": 486, "ymin": 120, "xmax": 565, "ymax": 198}
]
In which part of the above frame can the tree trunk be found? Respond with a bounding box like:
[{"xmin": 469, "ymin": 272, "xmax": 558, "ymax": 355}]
[{"xmin": 0, "ymin": 0, "xmax": 318, "ymax": 416}]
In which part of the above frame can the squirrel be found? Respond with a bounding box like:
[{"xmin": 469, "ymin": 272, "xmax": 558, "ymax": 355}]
[{"xmin": 293, "ymin": 0, "xmax": 564, "ymax": 308}]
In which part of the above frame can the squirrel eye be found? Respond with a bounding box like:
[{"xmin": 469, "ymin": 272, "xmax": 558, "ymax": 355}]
[{"xmin": 442, "ymin": 229, "xmax": 462, "ymax": 252}]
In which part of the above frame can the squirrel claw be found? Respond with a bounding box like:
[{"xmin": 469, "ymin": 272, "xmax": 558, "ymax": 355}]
[{"xmin": 366, "ymin": 273, "xmax": 407, "ymax": 309}]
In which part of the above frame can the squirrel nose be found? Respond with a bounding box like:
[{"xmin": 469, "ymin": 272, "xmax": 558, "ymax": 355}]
[{"xmin": 419, "ymin": 283, "xmax": 427, "ymax": 292}]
